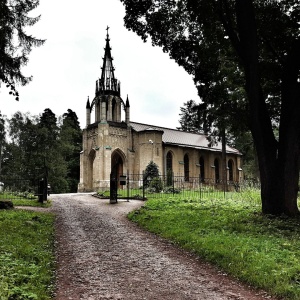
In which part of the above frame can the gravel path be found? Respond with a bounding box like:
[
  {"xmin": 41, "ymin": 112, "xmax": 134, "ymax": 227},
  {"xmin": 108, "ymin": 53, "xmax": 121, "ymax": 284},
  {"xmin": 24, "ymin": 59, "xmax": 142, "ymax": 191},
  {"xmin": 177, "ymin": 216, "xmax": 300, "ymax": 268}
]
[{"xmin": 51, "ymin": 193, "xmax": 275, "ymax": 300}]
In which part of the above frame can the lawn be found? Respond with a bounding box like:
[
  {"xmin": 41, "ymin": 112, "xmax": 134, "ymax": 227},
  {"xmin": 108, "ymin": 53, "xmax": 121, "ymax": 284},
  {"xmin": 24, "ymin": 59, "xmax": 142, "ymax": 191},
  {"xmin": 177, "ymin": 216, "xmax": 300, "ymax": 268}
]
[
  {"xmin": 0, "ymin": 199, "xmax": 55, "ymax": 300},
  {"xmin": 128, "ymin": 193, "xmax": 300, "ymax": 299}
]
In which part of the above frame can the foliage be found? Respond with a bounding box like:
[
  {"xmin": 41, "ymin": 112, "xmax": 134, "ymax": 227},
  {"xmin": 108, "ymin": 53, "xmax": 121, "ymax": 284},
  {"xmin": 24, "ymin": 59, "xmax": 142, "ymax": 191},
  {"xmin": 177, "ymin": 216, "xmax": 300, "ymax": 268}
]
[
  {"xmin": 0, "ymin": 0, "xmax": 45, "ymax": 100},
  {"xmin": 163, "ymin": 186, "xmax": 181, "ymax": 194},
  {"xmin": 12, "ymin": 198, "xmax": 50, "ymax": 207},
  {"xmin": 148, "ymin": 177, "xmax": 163, "ymax": 193},
  {"xmin": 59, "ymin": 109, "xmax": 82, "ymax": 192},
  {"xmin": 1, "ymin": 109, "xmax": 82, "ymax": 193},
  {"xmin": 178, "ymin": 99, "xmax": 258, "ymax": 179},
  {"xmin": 120, "ymin": 0, "xmax": 300, "ymax": 216},
  {"xmin": 0, "ymin": 112, "xmax": 5, "ymax": 176},
  {"xmin": 0, "ymin": 209, "xmax": 55, "ymax": 299},
  {"xmin": 144, "ymin": 161, "xmax": 159, "ymax": 181},
  {"xmin": 128, "ymin": 195, "xmax": 300, "ymax": 299},
  {"xmin": 0, "ymin": 199, "xmax": 13, "ymax": 209},
  {"xmin": 177, "ymin": 100, "xmax": 204, "ymax": 133},
  {"xmin": 143, "ymin": 161, "xmax": 162, "ymax": 192},
  {"xmin": 96, "ymin": 190, "xmax": 110, "ymax": 197}
]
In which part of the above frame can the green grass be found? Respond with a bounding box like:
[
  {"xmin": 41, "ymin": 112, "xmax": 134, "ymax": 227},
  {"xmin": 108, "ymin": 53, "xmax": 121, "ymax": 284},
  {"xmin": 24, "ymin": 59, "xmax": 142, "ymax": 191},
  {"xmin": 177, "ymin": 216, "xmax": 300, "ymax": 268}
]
[
  {"xmin": 12, "ymin": 198, "xmax": 51, "ymax": 208},
  {"xmin": 0, "ymin": 207, "xmax": 55, "ymax": 299},
  {"xmin": 128, "ymin": 195, "xmax": 300, "ymax": 299},
  {"xmin": 0, "ymin": 191, "xmax": 37, "ymax": 201}
]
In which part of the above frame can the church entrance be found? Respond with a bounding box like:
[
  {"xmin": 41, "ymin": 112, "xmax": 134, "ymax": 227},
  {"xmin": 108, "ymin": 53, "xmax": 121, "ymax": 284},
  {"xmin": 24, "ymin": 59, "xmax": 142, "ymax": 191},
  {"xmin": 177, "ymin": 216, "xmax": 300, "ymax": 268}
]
[
  {"xmin": 111, "ymin": 151, "xmax": 124, "ymax": 185},
  {"xmin": 110, "ymin": 150, "xmax": 125, "ymax": 203}
]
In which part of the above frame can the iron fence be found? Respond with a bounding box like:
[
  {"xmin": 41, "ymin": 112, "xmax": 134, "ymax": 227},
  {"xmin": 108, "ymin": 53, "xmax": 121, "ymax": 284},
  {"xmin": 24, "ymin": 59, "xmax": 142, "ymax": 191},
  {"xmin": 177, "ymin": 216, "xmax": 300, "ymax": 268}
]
[
  {"xmin": 98, "ymin": 173, "xmax": 262, "ymax": 203},
  {"xmin": 0, "ymin": 176, "xmax": 39, "ymax": 201}
]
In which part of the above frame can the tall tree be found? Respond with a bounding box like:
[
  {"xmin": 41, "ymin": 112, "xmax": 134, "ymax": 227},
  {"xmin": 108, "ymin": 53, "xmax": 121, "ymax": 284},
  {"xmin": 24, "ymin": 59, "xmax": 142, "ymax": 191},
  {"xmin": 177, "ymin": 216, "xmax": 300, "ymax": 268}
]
[
  {"xmin": 121, "ymin": 0, "xmax": 300, "ymax": 216},
  {"xmin": 178, "ymin": 100, "xmax": 203, "ymax": 133},
  {"xmin": 38, "ymin": 108, "xmax": 68, "ymax": 193},
  {"xmin": 0, "ymin": 0, "xmax": 45, "ymax": 100},
  {"xmin": 0, "ymin": 112, "xmax": 5, "ymax": 176},
  {"xmin": 59, "ymin": 109, "xmax": 82, "ymax": 192},
  {"xmin": 5, "ymin": 112, "xmax": 40, "ymax": 180}
]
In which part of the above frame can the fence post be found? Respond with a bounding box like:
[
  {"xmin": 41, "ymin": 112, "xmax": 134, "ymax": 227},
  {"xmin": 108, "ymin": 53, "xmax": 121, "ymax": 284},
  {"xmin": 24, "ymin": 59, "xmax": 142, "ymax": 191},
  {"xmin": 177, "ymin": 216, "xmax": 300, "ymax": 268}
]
[
  {"xmin": 142, "ymin": 171, "xmax": 145, "ymax": 200},
  {"xmin": 110, "ymin": 173, "xmax": 118, "ymax": 204},
  {"xmin": 199, "ymin": 174, "xmax": 202, "ymax": 200},
  {"xmin": 126, "ymin": 170, "xmax": 129, "ymax": 201},
  {"xmin": 172, "ymin": 172, "xmax": 175, "ymax": 196}
]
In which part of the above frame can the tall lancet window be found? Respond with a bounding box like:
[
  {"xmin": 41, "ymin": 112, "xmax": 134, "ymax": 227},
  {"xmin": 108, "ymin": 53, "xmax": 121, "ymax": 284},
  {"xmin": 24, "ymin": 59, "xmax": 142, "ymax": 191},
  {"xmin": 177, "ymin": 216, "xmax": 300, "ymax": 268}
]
[
  {"xmin": 200, "ymin": 156, "xmax": 205, "ymax": 182},
  {"xmin": 184, "ymin": 154, "xmax": 189, "ymax": 182},
  {"xmin": 214, "ymin": 158, "xmax": 220, "ymax": 183}
]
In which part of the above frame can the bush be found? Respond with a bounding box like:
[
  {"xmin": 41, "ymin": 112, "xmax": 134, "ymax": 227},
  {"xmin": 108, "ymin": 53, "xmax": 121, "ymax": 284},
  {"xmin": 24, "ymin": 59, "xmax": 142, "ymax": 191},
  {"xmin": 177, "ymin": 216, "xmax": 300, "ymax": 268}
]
[
  {"xmin": 163, "ymin": 186, "xmax": 181, "ymax": 194},
  {"xmin": 149, "ymin": 177, "xmax": 163, "ymax": 192},
  {"xmin": 0, "ymin": 200, "xmax": 14, "ymax": 210},
  {"xmin": 96, "ymin": 190, "xmax": 110, "ymax": 197}
]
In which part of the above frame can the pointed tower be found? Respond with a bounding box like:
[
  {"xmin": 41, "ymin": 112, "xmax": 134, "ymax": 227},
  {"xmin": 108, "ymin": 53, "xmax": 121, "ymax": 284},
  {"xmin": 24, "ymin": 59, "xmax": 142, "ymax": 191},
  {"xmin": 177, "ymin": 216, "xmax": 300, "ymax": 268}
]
[
  {"xmin": 79, "ymin": 28, "xmax": 132, "ymax": 193},
  {"xmin": 125, "ymin": 95, "xmax": 130, "ymax": 124},
  {"xmin": 90, "ymin": 27, "xmax": 123, "ymax": 123},
  {"xmin": 86, "ymin": 96, "xmax": 91, "ymax": 126},
  {"xmin": 98, "ymin": 27, "xmax": 120, "ymax": 97}
]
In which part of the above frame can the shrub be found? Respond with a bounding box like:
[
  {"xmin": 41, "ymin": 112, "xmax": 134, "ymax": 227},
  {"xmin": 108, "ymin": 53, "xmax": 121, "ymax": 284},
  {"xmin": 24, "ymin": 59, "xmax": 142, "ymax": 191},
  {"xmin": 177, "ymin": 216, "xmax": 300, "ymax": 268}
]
[
  {"xmin": 149, "ymin": 177, "xmax": 163, "ymax": 192},
  {"xmin": 0, "ymin": 200, "xmax": 14, "ymax": 210},
  {"xmin": 163, "ymin": 186, "xmax": 181, "ymax": 194}
]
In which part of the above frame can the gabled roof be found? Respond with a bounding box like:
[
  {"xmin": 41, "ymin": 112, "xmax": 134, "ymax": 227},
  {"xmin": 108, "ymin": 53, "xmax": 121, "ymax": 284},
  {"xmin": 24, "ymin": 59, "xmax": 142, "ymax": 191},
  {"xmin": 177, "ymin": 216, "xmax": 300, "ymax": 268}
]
[{"xmin": 130, "ymin": 121, "xmax": 241, "ymax": 155}]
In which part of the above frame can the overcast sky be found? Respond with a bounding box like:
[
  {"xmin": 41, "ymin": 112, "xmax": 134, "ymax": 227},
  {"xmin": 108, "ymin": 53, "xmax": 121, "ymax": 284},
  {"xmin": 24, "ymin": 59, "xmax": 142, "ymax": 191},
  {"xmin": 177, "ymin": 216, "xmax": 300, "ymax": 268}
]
[{"xmin": 1, "ymin": 0, "xmax": 199, "ymax": 129}]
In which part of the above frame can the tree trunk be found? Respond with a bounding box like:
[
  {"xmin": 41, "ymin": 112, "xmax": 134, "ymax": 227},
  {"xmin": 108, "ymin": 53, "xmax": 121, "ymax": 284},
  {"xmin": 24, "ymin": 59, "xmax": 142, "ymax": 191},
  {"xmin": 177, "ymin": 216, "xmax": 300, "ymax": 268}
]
[
  {"xmin": 276, "ymin": 38, "xmax": 300, "ymax": 216},
  {"xmin": 234, "ymin": 0, "xmax": 300, "ymax": 215},
  {"xmin": 221, "ymin": 128, "xmax": 227, "ymax": 192}
]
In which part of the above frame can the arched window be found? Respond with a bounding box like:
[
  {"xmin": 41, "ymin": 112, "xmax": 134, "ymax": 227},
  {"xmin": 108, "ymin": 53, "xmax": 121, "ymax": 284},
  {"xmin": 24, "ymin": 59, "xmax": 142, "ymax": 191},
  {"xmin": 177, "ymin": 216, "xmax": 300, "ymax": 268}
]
[
  {"xmin": 199, "ymin": 156, "xmax": 205, "ymax": 182},
  {"xmin": 228, "ymin": 159, "xmax": 234, "ymax": 181},
  {"xmin": 214, "ymin": 158, "xmax": 220, "ymax": 183},
  {"xmin": 166, "ymin": 151, "xmax": 173, "ymax": 186},
  {"xmin": 184, "ymin": 154, "xmax": 189, "ymax": 182},
  {"xmin": 166, "ymin": 151, "xmax": 173, "ymax": 173}
]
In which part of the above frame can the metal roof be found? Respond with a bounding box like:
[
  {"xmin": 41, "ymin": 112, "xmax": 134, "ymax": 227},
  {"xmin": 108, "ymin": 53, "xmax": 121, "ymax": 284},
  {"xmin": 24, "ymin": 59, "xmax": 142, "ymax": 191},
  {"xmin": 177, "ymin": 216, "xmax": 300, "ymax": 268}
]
[{"xmin": 130, "ymin": 121, "xmax": 241, "ymax": 155}]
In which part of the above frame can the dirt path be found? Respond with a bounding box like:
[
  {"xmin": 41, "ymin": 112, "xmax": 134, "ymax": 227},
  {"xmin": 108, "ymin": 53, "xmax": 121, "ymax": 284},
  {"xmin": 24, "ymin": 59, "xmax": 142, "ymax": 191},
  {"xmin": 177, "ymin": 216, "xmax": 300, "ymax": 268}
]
[{"xmin": 51, "ymin": 193, "xmax": 275, "ymax": 300}]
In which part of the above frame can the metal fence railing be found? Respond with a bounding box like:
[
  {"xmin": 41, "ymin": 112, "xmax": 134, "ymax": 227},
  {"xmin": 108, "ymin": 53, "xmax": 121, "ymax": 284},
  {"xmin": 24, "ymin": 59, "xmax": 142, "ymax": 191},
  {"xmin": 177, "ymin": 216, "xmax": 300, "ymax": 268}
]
[
  {"xmin": 95, "ymin": 174, "xmax": 263, "ymax": 203},
  {"xmin": 0, "ymin": 176, "xmax": 39, "ymax": 201}
]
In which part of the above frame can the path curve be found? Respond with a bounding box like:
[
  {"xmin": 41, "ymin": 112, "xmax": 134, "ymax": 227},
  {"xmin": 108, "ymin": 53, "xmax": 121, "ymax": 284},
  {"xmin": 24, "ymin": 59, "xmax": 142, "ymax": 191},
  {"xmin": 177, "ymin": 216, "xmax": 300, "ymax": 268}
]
[{"xmin": 52, "ymin": 193, "xmax": 275, "ymax": 300}]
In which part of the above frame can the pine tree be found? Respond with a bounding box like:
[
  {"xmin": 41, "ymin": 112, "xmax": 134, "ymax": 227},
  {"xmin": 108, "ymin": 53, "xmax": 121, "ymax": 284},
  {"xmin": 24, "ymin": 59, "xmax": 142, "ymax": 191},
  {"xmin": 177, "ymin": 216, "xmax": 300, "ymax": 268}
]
[{"xmin": 0, "ymin": 0, "xmax": 45, "ymax": 100}]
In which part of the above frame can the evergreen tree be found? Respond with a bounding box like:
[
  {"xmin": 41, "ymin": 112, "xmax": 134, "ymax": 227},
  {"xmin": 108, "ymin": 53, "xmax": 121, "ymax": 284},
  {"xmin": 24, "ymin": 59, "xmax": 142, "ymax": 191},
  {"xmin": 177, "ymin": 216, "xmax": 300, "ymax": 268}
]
[
  {"xmin": 177, "ymin": 100, "xmax": 203, "ymax": 133},
  {"xmin": 59, "ymin": 109, "xmax": 82, "ymax": 192},
  {"xmin": 38, "ymin": 108, "xmax": 68, "ymax": 193},
  {"xmin": 0, "ymin": 113, "xmax": 5, "ymax": 176},
  {"xmin": 5, "ymin": 112, "xmax": 39, "ymax": 179},
  {"xmin": 144, "ymin": 161, "xmax": 159, "ymax": 180},
  {"xmin": 144, "ymin": 161, "xmax": 163, "ymax": 192},
  {"xmin": 3, "ymin": 109, "xmax": 82, "ymax": 193},
  {"xmin": 0, "ymin": 0, "xmax": 45, "ymax": 100}
]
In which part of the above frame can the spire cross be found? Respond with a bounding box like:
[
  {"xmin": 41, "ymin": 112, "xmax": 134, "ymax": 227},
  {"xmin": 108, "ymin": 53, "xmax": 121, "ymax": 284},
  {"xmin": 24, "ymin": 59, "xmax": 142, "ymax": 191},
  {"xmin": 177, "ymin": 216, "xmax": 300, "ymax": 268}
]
[{"xmin": 106, "ymin": 26, "xmax": 110, "ymax": 38}]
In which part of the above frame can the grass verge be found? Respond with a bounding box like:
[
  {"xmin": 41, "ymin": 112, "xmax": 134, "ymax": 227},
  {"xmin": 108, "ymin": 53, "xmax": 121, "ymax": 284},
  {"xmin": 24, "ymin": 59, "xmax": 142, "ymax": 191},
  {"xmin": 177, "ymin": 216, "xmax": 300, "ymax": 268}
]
[
  {"xmin": 12, "ymin": 198, "xmax": 51, "ymax": 208},
  {"xmin": 0, "ymin": 202, "xmax": 55, "ymax": 299},
  {"xmin": 128, "ymin": 196, "xmax": 300, "ymax": 299}
]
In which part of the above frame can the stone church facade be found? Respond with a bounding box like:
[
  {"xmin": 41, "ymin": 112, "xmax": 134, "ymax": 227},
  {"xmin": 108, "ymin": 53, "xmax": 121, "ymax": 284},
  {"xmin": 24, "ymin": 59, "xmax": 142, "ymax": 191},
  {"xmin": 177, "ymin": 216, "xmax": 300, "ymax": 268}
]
[{"xmin": 78, "ymin": 31, "xmax": 242, "ymax": 192}]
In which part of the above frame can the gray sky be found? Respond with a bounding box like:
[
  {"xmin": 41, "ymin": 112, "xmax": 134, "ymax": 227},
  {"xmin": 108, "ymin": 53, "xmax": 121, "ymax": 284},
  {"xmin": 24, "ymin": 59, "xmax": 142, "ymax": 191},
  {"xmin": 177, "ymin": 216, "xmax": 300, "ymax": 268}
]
[{"xmin": 0, "ymin": 0, "xmax": 199, "ymax": 129}]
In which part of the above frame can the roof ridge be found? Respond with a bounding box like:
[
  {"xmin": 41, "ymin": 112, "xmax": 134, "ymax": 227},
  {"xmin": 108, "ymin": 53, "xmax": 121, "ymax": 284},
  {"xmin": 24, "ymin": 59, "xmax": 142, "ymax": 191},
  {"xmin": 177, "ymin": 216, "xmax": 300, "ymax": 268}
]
[{"xmin": 129, "ymin": 121, "xmax": 205, "ymax": 135}]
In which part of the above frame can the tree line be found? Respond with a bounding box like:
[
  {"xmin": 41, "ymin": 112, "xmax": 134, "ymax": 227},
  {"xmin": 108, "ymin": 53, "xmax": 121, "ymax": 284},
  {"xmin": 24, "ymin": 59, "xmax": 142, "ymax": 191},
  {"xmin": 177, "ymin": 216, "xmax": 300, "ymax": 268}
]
[{"xmin": 0, "ymin": 108, "xmax": 82, "ymax": 193}]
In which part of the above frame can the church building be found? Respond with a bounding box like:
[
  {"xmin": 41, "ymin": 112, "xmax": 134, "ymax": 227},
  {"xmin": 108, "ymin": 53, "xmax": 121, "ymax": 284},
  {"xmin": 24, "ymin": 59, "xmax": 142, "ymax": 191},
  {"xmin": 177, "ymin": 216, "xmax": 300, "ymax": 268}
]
[{"xmin": 78, "ymin": 31, "xmax": 242, "ymax": 192}]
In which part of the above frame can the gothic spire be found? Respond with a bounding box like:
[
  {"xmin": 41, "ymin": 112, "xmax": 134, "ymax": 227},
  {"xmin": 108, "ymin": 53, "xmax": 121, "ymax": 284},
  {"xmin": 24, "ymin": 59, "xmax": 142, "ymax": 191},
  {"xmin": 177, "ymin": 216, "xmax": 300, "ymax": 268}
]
[
  {"xmin": 126, "ymin": 95, "xmax": 130, "ymax": 107},
  {"xmin": 86, "ymin": 96, "xmax": 90, "ymax": 109},
  {"xmin": 97, "ymin": 27, "xmax": 120, "ymax": 96}
]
